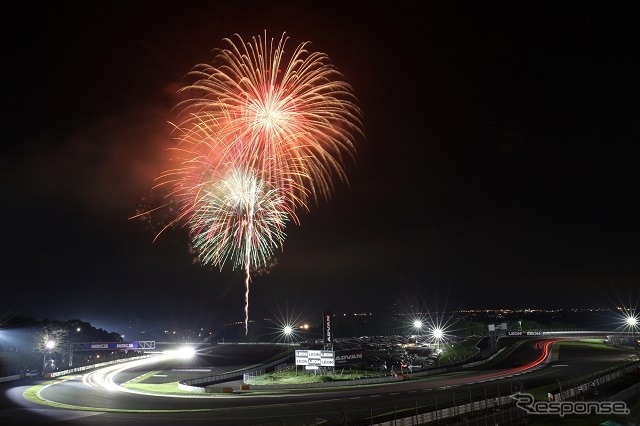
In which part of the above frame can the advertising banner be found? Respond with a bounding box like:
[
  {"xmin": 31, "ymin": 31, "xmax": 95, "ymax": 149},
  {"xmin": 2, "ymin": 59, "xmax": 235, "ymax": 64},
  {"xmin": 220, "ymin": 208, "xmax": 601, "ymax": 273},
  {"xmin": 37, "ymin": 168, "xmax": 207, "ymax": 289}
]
[
  {"xmin": 295, "ymin": 349, "xmax": 335, "ymax": 367},
  {"xmin": 323, "ymin": 311, "xmax": 332, "ymax": 345},
  {"xmin": 334, "ymin": 349, "xmax": 366, "ymax": 366},
  {"xmin": 87, "ymin": 342, "xmax": 140, "ymax": 350}
]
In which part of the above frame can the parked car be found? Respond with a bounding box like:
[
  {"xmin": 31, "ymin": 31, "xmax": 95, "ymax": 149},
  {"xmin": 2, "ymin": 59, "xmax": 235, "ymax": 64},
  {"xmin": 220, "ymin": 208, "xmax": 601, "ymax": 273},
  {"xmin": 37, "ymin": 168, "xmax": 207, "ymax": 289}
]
[{"xmin": 25, "ymin": 370, "xmax": 39, "ymax": 377}]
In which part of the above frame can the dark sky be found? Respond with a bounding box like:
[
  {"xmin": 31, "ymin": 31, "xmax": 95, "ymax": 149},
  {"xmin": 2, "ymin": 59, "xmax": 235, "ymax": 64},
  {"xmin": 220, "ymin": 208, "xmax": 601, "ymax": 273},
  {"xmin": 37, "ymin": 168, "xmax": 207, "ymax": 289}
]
[{"xmin": 2, "ymin": 1, "xmax": 639, "ymax": 335}]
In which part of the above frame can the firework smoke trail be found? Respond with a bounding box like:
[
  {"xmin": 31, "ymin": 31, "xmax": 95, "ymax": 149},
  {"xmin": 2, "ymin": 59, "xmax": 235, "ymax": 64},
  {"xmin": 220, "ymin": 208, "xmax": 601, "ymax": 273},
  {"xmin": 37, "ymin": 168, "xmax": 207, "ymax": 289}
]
[{"xmin": 140, "ymin": 31, "xmax": 362, "ymax": 335}]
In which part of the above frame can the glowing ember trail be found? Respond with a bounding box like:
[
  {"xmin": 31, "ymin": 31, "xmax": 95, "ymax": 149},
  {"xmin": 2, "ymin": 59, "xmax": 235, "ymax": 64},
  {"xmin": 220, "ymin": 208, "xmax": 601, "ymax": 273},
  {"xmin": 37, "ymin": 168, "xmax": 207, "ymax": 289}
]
[{"xmin": 188, "ymin": 168, "xmax": 289, "ymax": 334}]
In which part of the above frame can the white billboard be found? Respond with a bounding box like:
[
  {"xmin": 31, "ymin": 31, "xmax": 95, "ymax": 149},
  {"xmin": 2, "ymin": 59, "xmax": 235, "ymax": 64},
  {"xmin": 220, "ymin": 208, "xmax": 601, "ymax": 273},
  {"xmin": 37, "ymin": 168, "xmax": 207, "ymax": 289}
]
[{"xmin": 295, "ymin": 349, "xmax": 334, "ymax": 367}]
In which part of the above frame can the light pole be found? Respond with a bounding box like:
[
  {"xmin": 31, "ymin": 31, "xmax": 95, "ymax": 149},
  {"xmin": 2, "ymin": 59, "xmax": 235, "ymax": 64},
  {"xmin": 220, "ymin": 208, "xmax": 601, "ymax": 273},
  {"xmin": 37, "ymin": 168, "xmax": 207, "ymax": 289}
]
[
  {"xmin": 413, "ymin": 320, "xmax": 422, "ymax": 345},
  {"xmin": 43, "ymin": 340, "xmax": 55, "ymax": 376},
  {"xmin": 69, "ymin": 327, "xmax": 81, "ymax": 367},
  {"xmin": 283, "ymin": 325, "xmax": 293, "ymax": 343},
  {"xmin": 432, "ymin": 327, "xmax": 443, "ymax": 352},
  {"xmin": 627, "ymin": 314, "xmax": 637, "ymax": 357}
]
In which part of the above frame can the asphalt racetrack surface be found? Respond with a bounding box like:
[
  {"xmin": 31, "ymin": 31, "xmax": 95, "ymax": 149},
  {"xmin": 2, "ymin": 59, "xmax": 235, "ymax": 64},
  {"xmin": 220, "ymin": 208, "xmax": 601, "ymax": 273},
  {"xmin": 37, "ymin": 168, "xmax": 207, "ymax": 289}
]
[{"xmin": 0, "ymin": 340, "xmax": 636, "ymax": 425}]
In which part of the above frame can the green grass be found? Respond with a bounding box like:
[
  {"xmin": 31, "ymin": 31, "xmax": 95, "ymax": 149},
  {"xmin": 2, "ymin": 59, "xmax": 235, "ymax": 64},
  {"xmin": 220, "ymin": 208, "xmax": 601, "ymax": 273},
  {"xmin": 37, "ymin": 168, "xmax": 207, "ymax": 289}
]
[
  {"xmin": 526, "ymin": 382, "xmax": 559, "ymax": 401},
  {"xmin": 438, "ymin": 338, "xmax": 481, "ymax": 364},
  {"xmin": 473, "ymin": 339, "xmax": 526, "ymax": 369},
  {"xmin": 246, "ymin": 367, "xmax": 383, "ymax": 385},
  {"xmin": 124, "ymin": 381, "xmax": 187, "ymax": 395},
  {"xmin": 121, "ymin": 370, "xmax": 186, "ymax": 394},
  {"xmin": 121, "ymin": 370, "xmax": 217, "ymax": 396},
  {"xmin": 23, "ymin": 382, "xmax": 49, "ymax": 401},
  {"xmin": 20, "ymin": 339, "xmax": 639, "ymax": 415},
  {"xmin": 23, "ymin": 377, "xmax": 215, "ymax": 411},
  {"xmin": 558, "ymin": 339, "xmax": 627, "ymax": 351}
]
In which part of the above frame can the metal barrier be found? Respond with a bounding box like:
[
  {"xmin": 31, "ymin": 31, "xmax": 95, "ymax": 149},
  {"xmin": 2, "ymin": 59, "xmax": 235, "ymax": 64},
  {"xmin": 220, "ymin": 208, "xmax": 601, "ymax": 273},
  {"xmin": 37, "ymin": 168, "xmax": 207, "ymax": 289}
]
[
  {"xmin": 48, "ymin": 354, "xmax": 157, "ymax": 378},
  {"xmin": 551, "ymin": 358, "xmax": 639, "ymax": 401},
  {"xmin": 180, "ymin": 351, "xmax": 294, "ymax": 387}
]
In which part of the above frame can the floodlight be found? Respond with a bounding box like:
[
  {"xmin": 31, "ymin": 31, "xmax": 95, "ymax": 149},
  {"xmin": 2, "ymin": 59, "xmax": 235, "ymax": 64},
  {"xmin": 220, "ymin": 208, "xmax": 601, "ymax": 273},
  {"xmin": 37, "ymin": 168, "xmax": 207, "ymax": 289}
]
[{"xmin": 171, "ymin": 346, "xmax": 196, "ymax": 359}]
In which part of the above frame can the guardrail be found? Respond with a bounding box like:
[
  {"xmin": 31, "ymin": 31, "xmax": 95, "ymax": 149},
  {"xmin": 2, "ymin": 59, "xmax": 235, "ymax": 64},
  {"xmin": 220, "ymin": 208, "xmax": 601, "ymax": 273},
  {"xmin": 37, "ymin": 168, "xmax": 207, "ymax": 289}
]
[
  {"xmin": 550, "ymin": 357, "xmax": 639, "ymax": 401},
  {"xmin": 0, "ymin": 374, "xmax": 22, "ymax": 383},
  {"xmin": 0, "ymin": 354, "xmax": 159, "ymax": 383},
  {"xmin": 179, "ymin": 351, "xmax": 295, "ymax": 389},
  {"xmin": 242, "ymin": 346, "xmax": 508, "ymax": 391},
  {"xmin": 48, "ymin": 354, "xmax": 158, "ymax": 378}
]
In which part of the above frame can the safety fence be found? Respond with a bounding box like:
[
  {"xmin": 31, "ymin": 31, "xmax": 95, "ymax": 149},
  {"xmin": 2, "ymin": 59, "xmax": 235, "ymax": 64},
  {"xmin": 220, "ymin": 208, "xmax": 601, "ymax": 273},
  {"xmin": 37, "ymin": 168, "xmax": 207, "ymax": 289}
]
[
  {"xmin": 180, "ymin": 351, "xmax": 294, "ymax": 388},
  {"xmin": 0, "ymin": 364, "xmax": 21, "ymax": 377},
  {"xmin": 235, "ymin": 381, "xmax": 528, "ymax": 425},
  {"xmin": 48, "ymin": 354, "xmax": 157, "ymax": 378},
  {"xmin": 242, "ymin": 346, "xmax": 506, "ymax": 390},
  {"xmin": 551, "ymin": 358, "xmax": 638, "ymax": 401}
]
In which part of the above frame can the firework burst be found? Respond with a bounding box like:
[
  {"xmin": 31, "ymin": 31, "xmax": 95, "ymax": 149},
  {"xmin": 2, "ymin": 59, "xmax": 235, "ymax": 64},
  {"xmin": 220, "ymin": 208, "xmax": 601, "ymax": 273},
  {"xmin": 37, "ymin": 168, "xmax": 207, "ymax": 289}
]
[
  {"xmin": 189, "ymin": 167, "xmax": 289, "ymax": 334},
  {"xmin": 174, "ymin": 31, "xmax": 363, "ymax": 212},
  {"xmin": 188, "ymin": 167, "xmax": 289, "ymax": 271},
  {"xmin": 137, "ymin": 31, "xmax": 362, "ymax": 335}
]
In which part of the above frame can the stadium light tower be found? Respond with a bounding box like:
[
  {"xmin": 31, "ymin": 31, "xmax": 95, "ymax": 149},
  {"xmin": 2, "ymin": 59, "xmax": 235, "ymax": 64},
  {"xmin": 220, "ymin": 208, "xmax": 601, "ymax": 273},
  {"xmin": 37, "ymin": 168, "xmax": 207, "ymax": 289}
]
[
  {"xmin": 283, "ymin": 325, "xmax": 293, "ymax": 339},
  {"xmin": 413, "ymin": 320, "xmax": 423, "ymax": 345},
  {"xmin": 281, "ymin": 325, "xmax": 296, "ymax": 344},
  {"xmin": 432, "ymin": 327, "xmax": 444, "ymax": 352},
  {"xmin": 627, "ymin": 314, "xmax": 638, "ymax": 356},
  {"xmin": 43, "ymin": 340, "xmax": 55, "ymax": 376}
]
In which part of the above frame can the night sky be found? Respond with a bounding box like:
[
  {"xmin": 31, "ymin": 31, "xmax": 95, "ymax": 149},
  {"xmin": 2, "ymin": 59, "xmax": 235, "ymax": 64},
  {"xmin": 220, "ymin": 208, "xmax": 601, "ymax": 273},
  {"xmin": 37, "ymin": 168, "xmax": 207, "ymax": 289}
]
[{"xmin": 2, "ymin": 1, "xmax": 639, "ymax": 335}]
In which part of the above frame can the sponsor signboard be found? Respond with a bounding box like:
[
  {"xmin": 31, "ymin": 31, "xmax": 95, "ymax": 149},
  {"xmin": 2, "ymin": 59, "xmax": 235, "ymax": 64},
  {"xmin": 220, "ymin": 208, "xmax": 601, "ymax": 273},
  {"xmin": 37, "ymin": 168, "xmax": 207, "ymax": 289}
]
[
  {"xmin": 296, "ymin": 349, "xmax": 335, "ymax": 367},
  {"xmin": 295, "ymin": 350, "xmax": 309, "ymax": 365},
  {"xmin": 334, "ymin": 349, "xmax": 366, "ymax": 366},
  {"xmin": 323, "ymin": 311, "xmax": 332, "ymax": 345},
  {"xmin": 88, "ymin": 342, "xmax": 140, "ymax": 350},
  {"xmin": 489, "ymin": 323, "xmax": 509, "ymax": 332},
  {"xmin": 320, "ymin": 351, "xmax": 335, "ymax": 366},
  {"xmin": 507, "ymin": 331, "xmax": 544, "ymax": 336}
]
